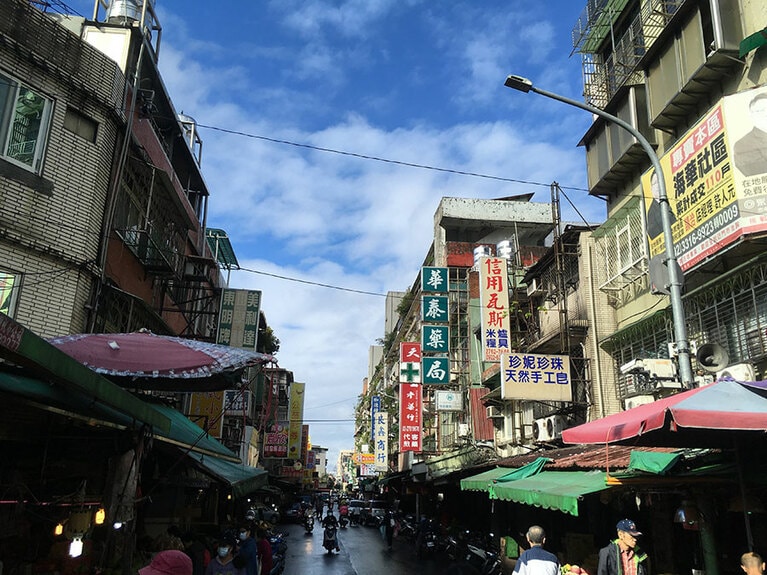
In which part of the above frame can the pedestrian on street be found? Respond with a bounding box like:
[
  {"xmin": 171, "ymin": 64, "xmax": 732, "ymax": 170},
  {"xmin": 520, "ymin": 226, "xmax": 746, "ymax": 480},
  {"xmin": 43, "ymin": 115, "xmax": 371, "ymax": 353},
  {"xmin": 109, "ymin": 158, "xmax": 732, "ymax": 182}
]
[
  {"xmin": 512, "ymin": 526, "xmax": 559, "ymax": 575},
  {"xmin": 236, "ymin": 523, "xmax": 259, "ymax": 575},
  {"xmin": 383, "ymin": 509, "xmax": 396, "ymax": 551},
  {"xmin": 741, "ymin": 552, "xmax": 765, "ymax": 575},
  {"xmin": 500, "ymin": 531, "xmax": 521, "ymax": 575},
  {"xmin": 597, "ymin": 519, "xmax": 648, "ymax": 575},
  {"xmin": 205, "ymin": 533, "xmax": 245, "ymax": 575},
  {"xmin": 181, "ymin": 531, "xmax": 210, "ymax": 575},
  {"xmin": 140, "ymin": 550, "xmax": 194, "ymax": 575},
  {"xmin": 256, "ymin": 528, "xmax": 273, "ymax": 575}
]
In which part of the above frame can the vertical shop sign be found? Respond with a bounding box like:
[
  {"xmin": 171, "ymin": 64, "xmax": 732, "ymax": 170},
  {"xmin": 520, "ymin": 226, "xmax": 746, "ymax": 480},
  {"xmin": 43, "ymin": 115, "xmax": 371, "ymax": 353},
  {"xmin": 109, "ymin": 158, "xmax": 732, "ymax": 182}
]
[
  {"xmin": 374, "ymin": 412, "xmax": 388, "ymax": 471},
  {"xmin": 371, "ymin": 395, "xmax": 381, "ymax": 441},
  {"xmin": 399, "ymin": 342, "xmax": 422, "ymax": 383},
  {"xmin": 399, "ymin": 384, "xmax": 422, "ymax": 452},
  {"xmin": 217, "ymin": 289, "xmax": 262, "ymax": 349},
  {"xmin": 287, "ymin": 382, "xmax": 305, "ymax": 460},
  {"xmin": 421, "ymin": 267, "xmax": 449, "ymax": 293},
  {"xmin": 422, "ymin": 356, "xmax": 449, "ymax": 384},
  {"xmin": 479, "ymin": 257, "xmax": 511, "ymax": 361}
]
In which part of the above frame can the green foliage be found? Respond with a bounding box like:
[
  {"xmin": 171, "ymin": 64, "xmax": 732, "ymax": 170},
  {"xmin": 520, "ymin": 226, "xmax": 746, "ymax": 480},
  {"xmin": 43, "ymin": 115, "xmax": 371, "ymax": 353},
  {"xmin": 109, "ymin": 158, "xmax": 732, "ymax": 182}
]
[
  {"xmin": 257, "ymin": 326, "xmax": 280, "ymax": 354},
  {"xmin": 396, "ymin": 291, "xmax": 415, "ymax": 317}
]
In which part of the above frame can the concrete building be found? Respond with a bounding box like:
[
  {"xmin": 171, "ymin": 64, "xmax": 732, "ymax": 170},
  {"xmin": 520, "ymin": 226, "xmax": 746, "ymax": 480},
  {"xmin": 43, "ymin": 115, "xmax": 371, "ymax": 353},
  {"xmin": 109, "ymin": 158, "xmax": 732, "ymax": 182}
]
[{"xmin": 575, "ymin": 0, "xmax": 767, "ymax": 407}]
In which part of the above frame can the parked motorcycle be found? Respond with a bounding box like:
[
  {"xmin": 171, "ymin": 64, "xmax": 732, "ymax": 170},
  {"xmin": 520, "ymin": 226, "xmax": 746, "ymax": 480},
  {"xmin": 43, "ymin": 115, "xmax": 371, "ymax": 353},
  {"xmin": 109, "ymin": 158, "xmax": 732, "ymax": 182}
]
[
  {"xmin": 323, "ymin": 524, "xmax": 339, "ymax": 554},
  {"xmin": 417, "ymin": 530, "xmax": 439, "ymax": 558},
  {"xmin": 464, "ymin": 542, "xmax": 501, "ymax": 575},
  {"xmin": 268, "ymin": 531, "xmax": 288, "ymax": 575}
]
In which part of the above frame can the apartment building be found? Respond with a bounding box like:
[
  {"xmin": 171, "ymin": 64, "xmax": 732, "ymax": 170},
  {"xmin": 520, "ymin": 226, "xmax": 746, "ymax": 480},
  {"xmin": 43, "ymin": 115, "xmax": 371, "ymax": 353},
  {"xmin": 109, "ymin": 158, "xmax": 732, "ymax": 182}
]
[{"xmin": 575, "ymin": 0, "xmax": 767, "ymax": 407}]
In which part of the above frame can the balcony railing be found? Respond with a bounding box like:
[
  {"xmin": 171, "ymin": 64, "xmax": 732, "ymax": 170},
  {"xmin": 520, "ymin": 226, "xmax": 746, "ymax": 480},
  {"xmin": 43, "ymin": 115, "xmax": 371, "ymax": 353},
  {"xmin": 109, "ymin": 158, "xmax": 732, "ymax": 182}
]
[{"xmin": 577, "ymin": 0, "xmax": 687, "ymax": 108}]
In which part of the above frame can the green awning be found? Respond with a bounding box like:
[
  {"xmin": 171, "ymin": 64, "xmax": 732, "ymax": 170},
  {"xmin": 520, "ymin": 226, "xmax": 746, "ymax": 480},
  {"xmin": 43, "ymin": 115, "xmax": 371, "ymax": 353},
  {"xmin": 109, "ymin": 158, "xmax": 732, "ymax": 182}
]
[
  {"xmin": 206, "ymin": 228, "xmax": 239, "ymax": 269},
  {"xmin": 740, "ymin": 28, "xmax": 767, "ymax": 58},
  {"xmin": 627, "ymin": 450, "xmax": 681, "ymax": 475},
  {"xmin": 495, "ymin": 456, "xmax": 550, "ymax": 484},
  {"xmin": 461, "ymin": 467, "xmax": 516, "ymax": 491},
  {"xmin": 186, "ymin": 451, "xmax": 267, "ymax": 498},
  {"xmin": 0, "ymin": 314, "xmax": 170, "ymax": 432},
  {"xmin": 491, "ymin": 470, "xmax": 610, "ymax": 516},
  {"xmin": 150, "ymin": 404, "xmax": 240, "ymax": 461}
]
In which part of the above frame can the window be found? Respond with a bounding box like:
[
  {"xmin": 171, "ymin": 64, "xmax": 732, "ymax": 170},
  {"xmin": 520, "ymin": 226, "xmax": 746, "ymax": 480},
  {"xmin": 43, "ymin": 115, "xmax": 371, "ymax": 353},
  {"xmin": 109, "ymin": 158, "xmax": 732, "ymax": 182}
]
[
  {"xmin": 0, "ymin": 72, "xmax": 53, "ymax": 173},
  {"xmin": 0, "ymin": 270, "xmax": 21, "ymax": 317},
  {"xmin": 594, "ymin": 198, "xmax": 648, "ymax": 293}
]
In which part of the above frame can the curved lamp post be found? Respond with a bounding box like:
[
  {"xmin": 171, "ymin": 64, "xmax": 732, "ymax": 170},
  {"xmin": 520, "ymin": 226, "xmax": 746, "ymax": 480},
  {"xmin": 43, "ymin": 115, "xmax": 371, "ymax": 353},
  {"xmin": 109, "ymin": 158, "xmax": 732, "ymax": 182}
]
[{"xmin": 504, "ymin": 74, "xmax": 693, "ymax": 388}]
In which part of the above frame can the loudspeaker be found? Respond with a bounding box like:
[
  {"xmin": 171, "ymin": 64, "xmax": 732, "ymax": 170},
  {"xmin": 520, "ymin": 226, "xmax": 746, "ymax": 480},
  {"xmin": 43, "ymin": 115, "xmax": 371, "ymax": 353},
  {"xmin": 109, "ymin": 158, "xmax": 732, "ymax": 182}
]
[{"xmin": 696, "ymin": 342, "xmax": 729, "ymax": 373}]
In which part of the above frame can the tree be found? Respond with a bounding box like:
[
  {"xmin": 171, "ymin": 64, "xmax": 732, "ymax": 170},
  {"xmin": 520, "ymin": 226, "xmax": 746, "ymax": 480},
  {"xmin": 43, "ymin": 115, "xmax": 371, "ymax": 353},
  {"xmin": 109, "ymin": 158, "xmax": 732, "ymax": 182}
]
[{"xmin": 257, "ymin": 326, "xmax": 280, "ymax": 355}]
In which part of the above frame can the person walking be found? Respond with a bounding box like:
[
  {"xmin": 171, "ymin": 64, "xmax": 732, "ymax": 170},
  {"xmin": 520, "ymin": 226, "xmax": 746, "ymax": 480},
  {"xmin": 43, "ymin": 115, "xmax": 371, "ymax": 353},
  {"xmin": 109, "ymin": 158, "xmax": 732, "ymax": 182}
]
[
  {"xmin": 256, "ymin": 528, "xmax": 273, "ymax": 575},
  {"xmin": 205, "ymin": 533, "xmax": 245, "ymax": 575},
  {"xmin": 597, "ymin": 519, "xmax": 649, "ymax": 575},
  {"xmin": 512, "ymin": 526, "xmax": 559, "ymax": 575},
  {"xmin": 236, "ymin": 523, "xmax": 259, "ymax": 575}
]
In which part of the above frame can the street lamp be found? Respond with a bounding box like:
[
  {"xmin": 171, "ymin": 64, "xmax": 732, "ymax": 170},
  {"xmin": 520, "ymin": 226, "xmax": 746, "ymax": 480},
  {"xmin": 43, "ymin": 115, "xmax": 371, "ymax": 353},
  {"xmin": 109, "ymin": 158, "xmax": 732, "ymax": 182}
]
[{"xmin": 504, "ymin": 74, "xmax": 694, "ymax": 388}]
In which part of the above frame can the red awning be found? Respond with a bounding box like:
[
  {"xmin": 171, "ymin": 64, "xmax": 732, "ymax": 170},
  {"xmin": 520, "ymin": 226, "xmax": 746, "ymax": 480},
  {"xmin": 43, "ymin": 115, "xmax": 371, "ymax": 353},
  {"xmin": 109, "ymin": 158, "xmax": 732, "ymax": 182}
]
[{"xmin": 562, "ymin": 379, "xmax": 767, "ymax": 447}]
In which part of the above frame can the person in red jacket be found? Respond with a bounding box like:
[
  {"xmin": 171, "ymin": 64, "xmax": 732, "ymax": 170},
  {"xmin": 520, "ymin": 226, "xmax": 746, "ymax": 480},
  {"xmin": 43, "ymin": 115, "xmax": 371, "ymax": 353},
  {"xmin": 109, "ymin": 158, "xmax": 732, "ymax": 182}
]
[{"xmin": 256, "ymin": 528, "xmax": 273, "ymax": 575}]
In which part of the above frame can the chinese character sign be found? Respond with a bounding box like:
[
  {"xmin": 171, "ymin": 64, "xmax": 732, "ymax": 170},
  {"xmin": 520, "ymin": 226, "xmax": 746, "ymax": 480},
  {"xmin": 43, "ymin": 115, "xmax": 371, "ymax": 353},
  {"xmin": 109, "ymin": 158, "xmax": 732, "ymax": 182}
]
[
  {"xmin": 400, "ymin": 342, "xmax": 422, "ymax": 363},
  {"xmin": 421, "ymin": 295, "xmax": 449, "ymax": 323},
  {"xmin": 217, "ymin": 289, "xmax": 262, "ymax": 349},
  {"xmin": 371, "ymin": 395, "xmax": 381, "ymax": 439},
  {"xmin": 422, "ymin": 325, "xmax": 449, "ymax": 354},
  {"xmin": 435, "ymin": 390, "xmax": 463, "ymax": 411},
  {"xmin": 479, "ymin": 257, "xmax": 511, "ymax": 361},
  {"xmin": 642, "ymin": 85, "xmax": 767, "ymax": 272},
  {"xmin": 421, "ymin": 266, "xmax": 448, "ymax": 293},
  {"xmin": 374, "ymin": 413, "xmax": 388, "ymax": 471},
  {"xmin": 500, "ymin": 352, "xmax": 572, "ymax": 402},
  {"xmin": 422, "ymin": 357, "xmax": 449, "ymax": 384},
  {"xmin": 399, "ymin": 384, "xmax": 422, "ymax": 452},
  {"xmin": 287, "ymin": 382, "xmax": 305, "ymax": 459}
]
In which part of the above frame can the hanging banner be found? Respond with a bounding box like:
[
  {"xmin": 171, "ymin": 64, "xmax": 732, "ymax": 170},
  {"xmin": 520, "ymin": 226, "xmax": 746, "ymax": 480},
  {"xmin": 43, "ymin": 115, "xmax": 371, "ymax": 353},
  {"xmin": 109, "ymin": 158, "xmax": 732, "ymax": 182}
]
[
  {"xmin": 374, "ymin": 412, "xmax": 388, "ymax": 471},
  {"xmin": 399, "ymin": 384, "xmax": 422, "ymax": 452},
  {"xmin": 479, "ymin": 256, "xmax": 511, "ymax": 361},
  {"xmin": 500, "ymin": 352, "xmax": 572, "ymax": 401},
  {"xmin": 287, "ymin": 382, "xmax": 305, "ymax": 459}
]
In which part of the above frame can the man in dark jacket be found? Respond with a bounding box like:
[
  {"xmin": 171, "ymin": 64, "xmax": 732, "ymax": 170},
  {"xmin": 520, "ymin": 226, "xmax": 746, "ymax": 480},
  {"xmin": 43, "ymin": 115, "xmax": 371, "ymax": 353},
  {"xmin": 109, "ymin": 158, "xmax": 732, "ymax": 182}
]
[{"xmin": 598, "ymin": 519, "xmax": 648, "ymax": 575}]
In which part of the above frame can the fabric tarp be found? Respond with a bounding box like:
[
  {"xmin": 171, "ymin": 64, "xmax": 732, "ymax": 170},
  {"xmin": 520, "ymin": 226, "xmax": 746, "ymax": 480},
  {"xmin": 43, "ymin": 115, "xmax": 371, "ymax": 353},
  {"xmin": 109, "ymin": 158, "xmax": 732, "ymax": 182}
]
[
  {"xmin": 186, "ymin": 451, "xmax": 267, "ymax": 498},
  {"xmin": 460, "ymin": 467, "xmax": 516, "ymax": 491},
  {"xmin": 740, "ymin": 27, "xmax": 767, "ymax": 57},
  {"xmin": 627, "ymin": 450, "xmax": 681, "ymax": 475},
  {"xmin": 491, "ymin": 470, "xmax": 610, "ymax": 516}
]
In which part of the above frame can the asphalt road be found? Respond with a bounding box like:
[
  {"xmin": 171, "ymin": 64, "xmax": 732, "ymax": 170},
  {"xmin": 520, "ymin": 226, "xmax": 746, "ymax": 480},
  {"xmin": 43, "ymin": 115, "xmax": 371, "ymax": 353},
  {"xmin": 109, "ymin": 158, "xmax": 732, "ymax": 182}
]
[{"xmin": 279, "ymin": 515, "xmax": 453, "ymax": 575}]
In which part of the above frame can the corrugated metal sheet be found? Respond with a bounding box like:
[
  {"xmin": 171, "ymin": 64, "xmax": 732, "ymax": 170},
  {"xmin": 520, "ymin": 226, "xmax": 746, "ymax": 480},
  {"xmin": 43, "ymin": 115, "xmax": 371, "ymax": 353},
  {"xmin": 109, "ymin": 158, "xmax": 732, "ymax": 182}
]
[
  {"xmin": 494, "ymin": 444, "xmax": 680, "ymax": 471},
  {"xmin": 470, "ymin": 387, "xmax": 494, "ymax": 441}
]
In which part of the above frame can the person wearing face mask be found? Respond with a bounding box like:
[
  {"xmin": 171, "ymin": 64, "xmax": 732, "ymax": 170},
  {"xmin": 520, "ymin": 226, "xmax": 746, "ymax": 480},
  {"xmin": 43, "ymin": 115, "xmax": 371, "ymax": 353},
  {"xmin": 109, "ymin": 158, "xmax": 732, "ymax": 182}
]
[
  {"xmin": 236, "ymin": 523, "xmax": 259, "ymax": 575},
  {"xmin": 204, "ymin": 533, "xmax": 245, "ymax": 575}
]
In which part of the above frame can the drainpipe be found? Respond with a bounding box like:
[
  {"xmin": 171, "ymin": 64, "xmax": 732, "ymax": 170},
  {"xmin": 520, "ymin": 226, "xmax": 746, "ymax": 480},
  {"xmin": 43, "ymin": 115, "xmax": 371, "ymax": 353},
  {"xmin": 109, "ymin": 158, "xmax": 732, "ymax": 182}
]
[{"xmin": 587, "ymin": 244, "xmax": 607, "ymax": 418}]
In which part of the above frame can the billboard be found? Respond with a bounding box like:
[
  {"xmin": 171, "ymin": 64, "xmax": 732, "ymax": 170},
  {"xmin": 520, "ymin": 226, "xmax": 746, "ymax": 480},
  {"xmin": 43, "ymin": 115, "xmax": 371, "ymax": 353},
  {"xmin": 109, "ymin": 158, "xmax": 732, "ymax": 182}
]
[
  {"xmin": 263, "ymin": 423, "xmax": 288, "ymax": 458},
  {"xmin": 500, "ymin": 352, "xmax": 572, "ymax": 402},
  {"xmin": 642, "ymin": 85, "xmax": 767, "ymax": 271}
]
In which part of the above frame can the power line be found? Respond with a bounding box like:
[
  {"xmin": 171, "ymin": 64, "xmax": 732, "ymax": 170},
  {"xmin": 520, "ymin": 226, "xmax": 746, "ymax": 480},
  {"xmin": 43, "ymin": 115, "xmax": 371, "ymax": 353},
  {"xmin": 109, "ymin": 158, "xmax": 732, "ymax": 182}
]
[
  {"xmin": 191, "ymin": 122, "xmax": 592, "ymax": 193},
  {"xmin": 238, "ymin": 266, "xmax": 388, "ymax": 297}
]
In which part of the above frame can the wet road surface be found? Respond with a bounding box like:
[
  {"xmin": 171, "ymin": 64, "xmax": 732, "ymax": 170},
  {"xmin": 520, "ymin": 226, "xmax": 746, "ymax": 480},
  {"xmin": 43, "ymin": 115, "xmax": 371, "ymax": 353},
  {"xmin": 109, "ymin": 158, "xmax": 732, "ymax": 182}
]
[{"xmin": 280, "ymin": 515, "xmax": 452, "ymax": 575}]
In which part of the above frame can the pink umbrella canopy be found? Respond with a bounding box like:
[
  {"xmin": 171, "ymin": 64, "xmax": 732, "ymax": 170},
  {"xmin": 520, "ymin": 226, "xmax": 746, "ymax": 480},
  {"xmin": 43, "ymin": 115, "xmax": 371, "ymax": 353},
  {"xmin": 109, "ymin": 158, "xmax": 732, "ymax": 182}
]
[
  {"xmin": 561, "ymin": 379, "xmax": 767, "ymax": 447},
  {"xmin": 47, "ymin": 332, "xmax": 275, "ymax": 391}
]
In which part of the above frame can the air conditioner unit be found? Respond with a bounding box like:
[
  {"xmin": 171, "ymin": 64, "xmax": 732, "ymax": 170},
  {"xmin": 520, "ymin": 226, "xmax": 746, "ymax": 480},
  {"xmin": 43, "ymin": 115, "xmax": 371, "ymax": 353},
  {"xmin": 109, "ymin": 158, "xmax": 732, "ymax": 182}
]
[
  {"xmin": 526, "ymin": 278, "xmax": 543, "ymax": 297},
  {"xmin": 532, "ymin": 415, "xmax": 566, "ymax": 442},
  {"xmin": 623, "ymin": 394, "xmax": 655, "ymax": 411},
  {"xmin": 457, "ymin": 423, "xmax": 470, "ymax": 438},
  {"xmin": 619, "ymin": 358, "xmax": 676, "ymax": 379},
  {"xmin": 717, "ymin": 362, "xmax": 756, "ymax": 381},
  {"xmin": 486, "ymin": 406, "xmax": 504, "ymax": 419}
]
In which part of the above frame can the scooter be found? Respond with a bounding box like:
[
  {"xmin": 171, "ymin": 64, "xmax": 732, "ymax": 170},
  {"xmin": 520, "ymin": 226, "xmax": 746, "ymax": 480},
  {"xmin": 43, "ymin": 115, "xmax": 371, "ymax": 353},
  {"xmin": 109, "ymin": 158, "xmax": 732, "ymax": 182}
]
[
  {"xmin": 322, "ymin": 524, "xmax": 339, "ymax": 554},
  {"xmin": 339, "ymin": 515, "xmax": 348, "ymax": 529},
  {"xmin": 303, "ymin": 512, "xmax": 314, "ymax": 534}
]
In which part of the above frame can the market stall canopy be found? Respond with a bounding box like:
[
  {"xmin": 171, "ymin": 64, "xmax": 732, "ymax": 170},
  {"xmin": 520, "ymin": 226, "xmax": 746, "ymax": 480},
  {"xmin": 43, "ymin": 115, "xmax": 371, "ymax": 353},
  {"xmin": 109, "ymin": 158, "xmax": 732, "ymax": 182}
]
[
  {"xmin": 0, "ymin": 315, "xmax": 170, "ymax": 432},
  {"xmin": 186, "ymin": 451, "xmax": 267, "ymax": 498},
  {"xmin": 47, "ymin": 332, "xmax": 275, "ymax": 391},
  {"xmin": 461, "ymin": 457, "xmax": 549, "ymax": 493},
  {"xmin": 562, "ymin": 379, "xmax": 767, "ymax": 447},
  {"xmin": 491, "ymin": 470, "xmax": 610, "ymax": 516}
]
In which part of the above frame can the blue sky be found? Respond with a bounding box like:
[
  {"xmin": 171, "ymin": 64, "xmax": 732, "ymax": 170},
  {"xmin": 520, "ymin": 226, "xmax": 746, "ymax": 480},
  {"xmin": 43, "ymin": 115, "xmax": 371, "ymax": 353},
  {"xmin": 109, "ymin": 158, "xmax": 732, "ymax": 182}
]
[{"xmin": 68, "ymin": 0, "xmax": 606, "ymax": 472}]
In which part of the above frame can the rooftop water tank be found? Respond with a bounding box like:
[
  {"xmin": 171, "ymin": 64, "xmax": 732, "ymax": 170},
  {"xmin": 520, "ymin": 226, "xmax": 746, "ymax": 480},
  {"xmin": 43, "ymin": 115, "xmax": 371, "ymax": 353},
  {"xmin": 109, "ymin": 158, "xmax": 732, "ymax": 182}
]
[
  {"xmin": 496, "ymin": 239, "xmax": 516, "ymax": 260},
  {"xmin": 107, "ymin": 0, "xmax": 154, "ymax": 24},
  {"xmin": 473, "ymin": 245, "xmax": 492, "ymax": 269}
]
